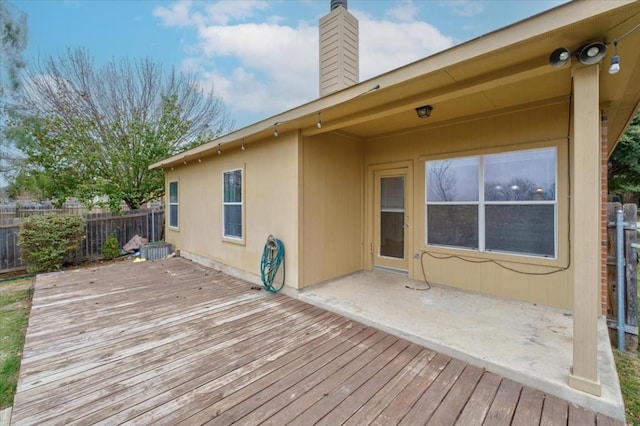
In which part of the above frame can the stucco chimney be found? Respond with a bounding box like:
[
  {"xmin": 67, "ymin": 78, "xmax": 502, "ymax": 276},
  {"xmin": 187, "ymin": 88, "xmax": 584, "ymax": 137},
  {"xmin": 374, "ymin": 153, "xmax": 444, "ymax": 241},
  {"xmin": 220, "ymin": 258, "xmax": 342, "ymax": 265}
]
[{"xmin": 319, "ymin": 0, "xmax": 359, "ymax": 97}]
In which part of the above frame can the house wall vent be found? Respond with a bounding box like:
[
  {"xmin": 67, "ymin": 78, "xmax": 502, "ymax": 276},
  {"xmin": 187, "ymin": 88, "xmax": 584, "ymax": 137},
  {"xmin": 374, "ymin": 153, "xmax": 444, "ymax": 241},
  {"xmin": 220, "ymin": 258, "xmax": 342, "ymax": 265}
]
[{"xmin": 319, "ymin": 0, "xmax": 359, "ymax": 97}]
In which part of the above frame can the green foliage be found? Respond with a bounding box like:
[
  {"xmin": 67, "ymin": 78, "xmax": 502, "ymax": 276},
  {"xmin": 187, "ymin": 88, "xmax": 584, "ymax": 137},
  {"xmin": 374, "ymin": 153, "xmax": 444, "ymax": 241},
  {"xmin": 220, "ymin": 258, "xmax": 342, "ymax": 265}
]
[
  {"xmin": 0, "ymin": 0, "xmax": 27, "ymax": 96},
  {"xmin": 18, "ymin": 213, "xmax": 86, "ymax": 273},
  {"xmin": 5, "ymin": 49, "xmax": 234, "ymax": 211},
  {"xmin": 615, "ymin": 350, "xmax": 640, "ymax": 425},
  {"xmin": 609, "ymin": 111, "xmax": 640, "ymax": 203},
  {"xmin": 102, "ymin": 234, "xmax": 120, "ymax": 260},
  {"xmin": 0, "ymin": 283, "xmax": 31, "ymax": 409}
]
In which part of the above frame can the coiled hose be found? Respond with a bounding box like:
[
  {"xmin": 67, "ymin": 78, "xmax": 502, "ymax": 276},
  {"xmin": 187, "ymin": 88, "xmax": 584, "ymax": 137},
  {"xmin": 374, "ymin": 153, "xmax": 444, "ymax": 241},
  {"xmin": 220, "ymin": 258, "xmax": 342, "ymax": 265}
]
[{"xmin": 260, "ymin": 235, "xmax": 285, "ymax": 293}]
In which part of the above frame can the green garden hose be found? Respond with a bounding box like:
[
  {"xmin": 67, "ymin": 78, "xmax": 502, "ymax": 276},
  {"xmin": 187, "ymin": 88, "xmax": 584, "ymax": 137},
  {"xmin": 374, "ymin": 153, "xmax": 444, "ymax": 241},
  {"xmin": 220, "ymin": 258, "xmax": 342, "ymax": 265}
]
[{"xmin": 260, "ymin": 235, "xmax": 285, "ymax": 293}]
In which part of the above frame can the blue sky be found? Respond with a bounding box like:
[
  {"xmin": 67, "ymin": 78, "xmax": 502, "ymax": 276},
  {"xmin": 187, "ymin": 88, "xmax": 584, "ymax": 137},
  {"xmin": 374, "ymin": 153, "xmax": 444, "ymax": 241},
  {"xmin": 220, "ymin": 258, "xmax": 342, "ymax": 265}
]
[{"xmin": 15, "ymin": 0, "xmax": 568, "ymax": 129}]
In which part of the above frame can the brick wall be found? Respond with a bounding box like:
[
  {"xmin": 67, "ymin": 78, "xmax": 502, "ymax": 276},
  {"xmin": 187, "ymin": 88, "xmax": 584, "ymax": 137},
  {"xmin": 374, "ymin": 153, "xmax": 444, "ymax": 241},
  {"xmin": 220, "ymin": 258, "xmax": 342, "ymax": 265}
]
[{"xmin": 600, "ymin": 110, "xmax": 608, "ymax": 316}]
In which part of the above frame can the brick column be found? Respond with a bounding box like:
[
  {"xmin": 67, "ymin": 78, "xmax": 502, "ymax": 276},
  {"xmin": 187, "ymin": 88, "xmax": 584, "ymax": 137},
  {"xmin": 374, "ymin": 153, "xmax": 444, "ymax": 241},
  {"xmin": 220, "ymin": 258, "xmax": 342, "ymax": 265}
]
[{"xmin": 600, "ymin": 110, "xmax": 608, "ymax": 316}]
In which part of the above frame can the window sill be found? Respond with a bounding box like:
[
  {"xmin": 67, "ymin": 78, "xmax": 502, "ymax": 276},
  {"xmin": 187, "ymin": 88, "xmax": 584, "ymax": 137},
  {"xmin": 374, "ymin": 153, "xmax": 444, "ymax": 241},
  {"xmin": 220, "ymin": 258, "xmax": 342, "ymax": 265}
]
[
  {"xmin": 223, "ymin": 236, "xmax": 245, "ymax": 246},
  {"xmin": 422, "ymin": 245, "xmax": 566, "ymax": 268}
]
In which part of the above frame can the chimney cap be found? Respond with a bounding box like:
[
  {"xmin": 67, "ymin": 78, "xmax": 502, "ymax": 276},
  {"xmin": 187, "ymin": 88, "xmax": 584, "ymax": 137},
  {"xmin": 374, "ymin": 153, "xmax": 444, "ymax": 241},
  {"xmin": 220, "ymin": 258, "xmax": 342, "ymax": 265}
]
[{"xmin": 331, "ymin": 0, "xmax": 347, "ymax": 11}]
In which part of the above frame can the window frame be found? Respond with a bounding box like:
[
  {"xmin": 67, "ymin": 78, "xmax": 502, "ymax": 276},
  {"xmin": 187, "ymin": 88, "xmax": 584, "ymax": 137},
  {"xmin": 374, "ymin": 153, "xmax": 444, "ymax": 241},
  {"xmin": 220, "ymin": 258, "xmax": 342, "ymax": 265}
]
[
  {"xmin": 425, "ymin": 147, "xmax": 558, "ymax": 259},
  {"xmin": 222, "ymin": 167, "xmax": 244, "ymax": 243},
  {"xmin": 168, "ymin": 180, "xmax": 179, "ymax": 230}
]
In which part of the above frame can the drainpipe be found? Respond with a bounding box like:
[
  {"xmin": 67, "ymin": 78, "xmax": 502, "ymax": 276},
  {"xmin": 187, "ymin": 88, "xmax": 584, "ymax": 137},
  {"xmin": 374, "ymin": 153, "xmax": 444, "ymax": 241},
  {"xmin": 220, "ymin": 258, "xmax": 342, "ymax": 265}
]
[{"xmin": 616, "ymin": 208, "xmax": 625, "ymax": 351}]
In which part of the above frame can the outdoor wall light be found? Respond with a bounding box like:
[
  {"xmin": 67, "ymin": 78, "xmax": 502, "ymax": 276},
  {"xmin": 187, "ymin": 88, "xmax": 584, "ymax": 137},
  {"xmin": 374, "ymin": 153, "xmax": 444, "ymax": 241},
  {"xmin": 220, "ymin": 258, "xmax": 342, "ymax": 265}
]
[
  {"xmin": 217, "ymin": 144, "xmax": 222, "ymax": 155},
  {"xmin": 273, "ymin": 123, "xmax": 279, "ymax": 137},
  {"xmin": 549, "ymin": 47, "xmax": 571, "ymax": 67},
  {"xmin": 317, "ymin": 112, "xmax": 322, "ymax": 128},
  {"xmin": 577, "ymin": 42, "xmax": 607, "ymax": 65},
  {"xmin": 415, "ymin": 105, "xmax": 433, "ymax": 118},
  {"xmin": 241, "ymin": 138, "xmax": 246, "ymax": 150},
  {"xmin": 548, "ymin": 42, "xmax": 607, "ymax": 68}
]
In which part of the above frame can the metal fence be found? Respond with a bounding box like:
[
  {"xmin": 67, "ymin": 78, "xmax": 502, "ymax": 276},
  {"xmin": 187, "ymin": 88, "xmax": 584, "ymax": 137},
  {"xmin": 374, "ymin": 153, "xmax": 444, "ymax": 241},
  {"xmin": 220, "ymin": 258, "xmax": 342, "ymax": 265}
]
[{"xmin": 0, "ymin": 208, "xmax": 165, "ymax": 273}]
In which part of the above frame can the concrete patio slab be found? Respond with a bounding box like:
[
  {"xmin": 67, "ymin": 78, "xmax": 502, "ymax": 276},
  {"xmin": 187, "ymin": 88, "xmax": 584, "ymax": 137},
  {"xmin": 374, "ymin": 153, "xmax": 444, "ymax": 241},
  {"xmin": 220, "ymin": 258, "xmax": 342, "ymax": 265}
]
[{"xmin": 283, "ymin": 268, "xmax": 625, "ymax": 421}]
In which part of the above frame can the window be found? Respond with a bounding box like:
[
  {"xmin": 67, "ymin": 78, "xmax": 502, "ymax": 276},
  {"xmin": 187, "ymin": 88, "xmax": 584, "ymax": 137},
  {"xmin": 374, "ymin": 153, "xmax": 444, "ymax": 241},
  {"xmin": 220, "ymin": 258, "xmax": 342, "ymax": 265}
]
[
  {"xmin": 169, "ymin": 180, "xmax": 178, "ymax": 229},
  {"xmin": 223, "ymin": 169, "xmax": 243, "ymax": 240},
  {"xmin": 425, "ymin": 147, "xmax": 557, "ymax": 258}
]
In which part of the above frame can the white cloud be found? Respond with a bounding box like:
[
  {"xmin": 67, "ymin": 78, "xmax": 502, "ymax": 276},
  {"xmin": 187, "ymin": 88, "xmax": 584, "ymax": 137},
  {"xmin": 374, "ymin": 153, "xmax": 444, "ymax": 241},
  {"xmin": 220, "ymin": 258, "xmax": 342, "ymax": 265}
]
[
  {"xmin": 155, "ymin": 1, "xmax": 455, "ymax": 125},
  {"xmin": 356, "ymin": 12, "xmax": 455, "ymax": 79},
  {"xmin": 385, "ymin": 0, "xmax": 419, "ymax": 22},
  {"xmin": 154, "ymin": 0, "xmax": 270, "ymax": 27},
  {"xmin": 440, "ymin": 0, "xmax": 485, "ymax": 17},
  {"xmin": 153, "ymin": 0, "xmax": 199, "ymax": 27},
  {"xmin": 203, "ymin": 1, "xmax": 269, "ymax": 25}
]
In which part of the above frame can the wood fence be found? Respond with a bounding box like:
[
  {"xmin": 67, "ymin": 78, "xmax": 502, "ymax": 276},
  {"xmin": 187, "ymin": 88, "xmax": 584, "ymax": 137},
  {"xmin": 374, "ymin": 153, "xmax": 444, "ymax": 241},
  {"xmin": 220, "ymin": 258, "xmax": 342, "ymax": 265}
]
[
  {"xmin": 0, "ymin": 204, "xmax": 110, "ymax": 218},
  {"xmin": 607, "ymin": 202, "xmax": 638, "ymax": 351},
  {"xmin": 0, "ymin": 208, "xmax": 165, "ymax": 274}
]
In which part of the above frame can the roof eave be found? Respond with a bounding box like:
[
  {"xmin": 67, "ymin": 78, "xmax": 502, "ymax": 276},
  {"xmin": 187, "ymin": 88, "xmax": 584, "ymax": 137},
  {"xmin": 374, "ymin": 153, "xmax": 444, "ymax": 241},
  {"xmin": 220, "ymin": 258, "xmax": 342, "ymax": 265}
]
[{"xmin": 150, "ymin": 0, "xmax": 636, "ymax": 170}]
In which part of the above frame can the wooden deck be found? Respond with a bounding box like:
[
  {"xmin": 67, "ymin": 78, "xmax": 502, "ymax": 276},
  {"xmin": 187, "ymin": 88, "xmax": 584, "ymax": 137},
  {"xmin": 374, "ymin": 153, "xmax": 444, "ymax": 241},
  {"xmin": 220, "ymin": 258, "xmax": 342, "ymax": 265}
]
[{"xmin": 11, "ymin": 258, "xmax": 622, "ymax": 425}]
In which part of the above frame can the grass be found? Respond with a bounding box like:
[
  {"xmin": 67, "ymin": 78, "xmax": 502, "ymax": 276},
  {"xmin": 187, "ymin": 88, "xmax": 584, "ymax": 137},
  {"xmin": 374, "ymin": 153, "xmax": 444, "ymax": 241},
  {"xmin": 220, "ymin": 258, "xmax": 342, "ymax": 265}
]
[
  {"xmin": 0, "ymin": 278, "xmax": 33, "ymax": 410},
  {"xmin": 614, "ymin": 273, "xmax": 640, "ymax": 426},
  {"xmin": 615, "ymin": 349, "xmax": 640, "ymax": 426}
]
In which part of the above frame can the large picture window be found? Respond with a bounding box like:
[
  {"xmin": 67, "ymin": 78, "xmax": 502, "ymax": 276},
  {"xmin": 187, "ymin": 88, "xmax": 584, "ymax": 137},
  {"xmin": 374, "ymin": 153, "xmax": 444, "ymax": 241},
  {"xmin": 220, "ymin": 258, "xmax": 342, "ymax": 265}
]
[
  {"xmin": 223, "ymin": 169, "xmax": 243, "ymax": 240},
  {"xmin": 425, "ymin": 147, "xmax": 557, "ymax": 258},
  {"xmin": 168, "ymin": 180, "xmax": 178, "ymax": 229}
]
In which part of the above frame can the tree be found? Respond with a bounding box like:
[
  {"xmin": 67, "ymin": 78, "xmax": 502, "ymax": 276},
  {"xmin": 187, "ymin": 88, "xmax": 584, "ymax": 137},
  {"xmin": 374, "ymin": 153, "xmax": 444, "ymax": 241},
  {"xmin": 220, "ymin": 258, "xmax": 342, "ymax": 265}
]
[
  {"xmin": 0, "ymin": 0, "xmax": 27, "ymax": 96},
  {"xmin": 609, "ymin": 110, "xmax": 640, "ymax": 205},
  {"xmin": 428, "ymin": 161, "xmax": 457, "ymax": 201},
  {"xmin": 0, "ymin": 0, "xmax": 28, "ymax": 189},
  {"xmin": 7, "ymin": 48, "xmax": 235, "ymax": 211}
]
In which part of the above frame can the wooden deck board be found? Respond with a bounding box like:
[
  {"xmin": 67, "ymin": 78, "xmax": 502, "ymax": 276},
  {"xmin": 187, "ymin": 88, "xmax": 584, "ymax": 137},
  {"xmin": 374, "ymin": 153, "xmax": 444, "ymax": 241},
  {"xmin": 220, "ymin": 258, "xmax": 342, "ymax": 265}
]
[
  {"xmin": 484, "ymin": 378, "xmax": 523, "ymax": 425},
  {"xmin": 455, "ymin": 371, "xmax": 502, "ymax": 425},
  {"xmin": 511, "ymin": 386, "xmax": 545, "ymax": 426},
  {"xmin": 9, "ymin": 258, "xmax": 623, "ymax": 426},
  {"xmin": 426, "ymin": 364, "xmax": 484, "ymax": 426}
]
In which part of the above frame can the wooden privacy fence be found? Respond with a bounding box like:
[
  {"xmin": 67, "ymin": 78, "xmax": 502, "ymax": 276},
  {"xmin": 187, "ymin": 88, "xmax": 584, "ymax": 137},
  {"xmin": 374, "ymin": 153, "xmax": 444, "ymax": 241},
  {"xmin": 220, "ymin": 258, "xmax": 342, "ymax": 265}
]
[
  {"xmin": 607, "ymin": 202, "xmax": 638, "ymax": 351},
  {"xmin": 0, "ymin": 208, "xmax": 165, "ymax": 274}
]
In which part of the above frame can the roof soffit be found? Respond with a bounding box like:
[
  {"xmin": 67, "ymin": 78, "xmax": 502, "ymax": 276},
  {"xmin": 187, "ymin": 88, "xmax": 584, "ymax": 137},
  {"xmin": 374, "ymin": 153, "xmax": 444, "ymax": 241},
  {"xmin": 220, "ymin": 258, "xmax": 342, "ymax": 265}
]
[{"xmin": 151, "ymin": 1, "xmax": 640, "ymax": 169}]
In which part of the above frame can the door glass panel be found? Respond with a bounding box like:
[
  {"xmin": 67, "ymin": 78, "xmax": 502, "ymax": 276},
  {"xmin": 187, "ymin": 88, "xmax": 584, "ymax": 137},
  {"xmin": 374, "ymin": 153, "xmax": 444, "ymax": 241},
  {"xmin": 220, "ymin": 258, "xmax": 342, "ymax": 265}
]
[{"xmin": 380, "ymin": 176, "xmax": 404, "ymax": 259}]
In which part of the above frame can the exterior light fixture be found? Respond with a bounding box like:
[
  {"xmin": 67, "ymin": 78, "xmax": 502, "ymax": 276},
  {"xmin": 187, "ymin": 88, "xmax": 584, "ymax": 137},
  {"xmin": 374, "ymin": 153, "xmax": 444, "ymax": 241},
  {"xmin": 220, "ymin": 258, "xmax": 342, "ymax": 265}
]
[
  {"xmin": 241, "ymin": 138, "xmax": 246, "ymax": 150},
  {"xmin": 273, "ymin": 123, "xmax": 279, "ymax": 137},
  {"xmin": 548, "ymin": 42, "xmax": 607, "ymax": 68},
  {"xmin": 577, "ymin": 42, "xmax": 607, "ymax": 65},
  {"xmin": 415, "ymin": 105, "xmax": 433, "ymax": 118},
  {"xmin": 217, "ymin": 144, "xmax": 222, "ymax": 155},
  {"xmin": 607, "ymin": 23, "xmax": 640, "ymax": 75},
  {"xmin": 549, "ymin": 47, "xmax": 571, "ymax": 67},
  {"xmin": 317, "ymin": 112, "xmax": 322, "ymax": 128},
  {"xmin": 609, "ymin": 41, "xmax": 620, "ymax": 74}
]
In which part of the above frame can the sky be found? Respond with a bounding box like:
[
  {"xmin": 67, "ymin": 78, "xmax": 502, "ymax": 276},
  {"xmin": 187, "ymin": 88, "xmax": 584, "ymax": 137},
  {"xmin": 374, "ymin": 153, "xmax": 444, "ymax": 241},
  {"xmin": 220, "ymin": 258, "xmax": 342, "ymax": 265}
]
[{"xmin": 14, "ymin": 0, "xmax": 569, "ymax": 129}]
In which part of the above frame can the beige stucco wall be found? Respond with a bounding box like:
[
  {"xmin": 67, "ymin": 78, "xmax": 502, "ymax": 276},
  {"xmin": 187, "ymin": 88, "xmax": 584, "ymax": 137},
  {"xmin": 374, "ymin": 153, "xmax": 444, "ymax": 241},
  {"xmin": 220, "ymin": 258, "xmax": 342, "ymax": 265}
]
[
  {"xmin": 300, "ymin": 133, "xmax": 364, "ymax": 287},
  {"xmin": 165, "ymin": 101, "xmax": 575, "ymax": 308},
  {"xmin": 363, "ymin": 101, "xmax": 573, "ymax": 309},
  {"xmin": 164, "ymin": 132, "xmax": 300, "ymax": 287}
]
